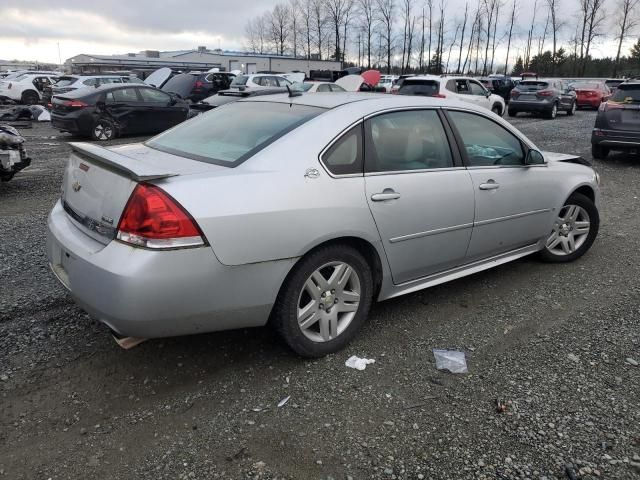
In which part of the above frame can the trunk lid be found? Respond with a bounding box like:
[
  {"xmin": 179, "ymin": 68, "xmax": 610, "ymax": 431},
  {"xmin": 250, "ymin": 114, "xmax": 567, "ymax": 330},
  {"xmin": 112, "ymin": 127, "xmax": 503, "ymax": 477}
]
[
  {"xmin": 606, "ymin": 84, "xmax": 640, "ymax": 131},
  {"xmin": 61, "ymin": 142, "xmax": 222, "ymax": 245}
]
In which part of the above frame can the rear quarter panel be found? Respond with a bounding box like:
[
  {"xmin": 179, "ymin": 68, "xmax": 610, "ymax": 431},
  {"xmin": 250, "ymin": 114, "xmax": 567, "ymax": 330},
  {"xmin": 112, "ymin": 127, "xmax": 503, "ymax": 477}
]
[{"xmin": 157, "ymin": 107, "xmax": 384, "ymax": 266}]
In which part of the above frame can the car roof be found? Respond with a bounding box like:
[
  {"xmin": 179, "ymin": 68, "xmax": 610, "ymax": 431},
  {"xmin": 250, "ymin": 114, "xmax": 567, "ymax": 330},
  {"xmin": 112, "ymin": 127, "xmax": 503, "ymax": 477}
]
[{"xmin": 242, "ymin": 91, "xmax": 489, "ymax": 112}]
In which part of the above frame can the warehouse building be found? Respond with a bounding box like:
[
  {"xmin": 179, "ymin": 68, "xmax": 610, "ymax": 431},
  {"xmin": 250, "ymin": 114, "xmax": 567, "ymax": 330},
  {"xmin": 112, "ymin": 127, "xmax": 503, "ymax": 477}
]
[{"xmin": 65, "ymin": 47, "xmax": 342, "ymax": 77}]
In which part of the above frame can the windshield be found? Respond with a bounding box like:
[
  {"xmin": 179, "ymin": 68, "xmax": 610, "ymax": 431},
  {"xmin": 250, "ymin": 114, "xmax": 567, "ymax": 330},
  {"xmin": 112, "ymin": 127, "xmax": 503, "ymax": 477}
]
[
  {"xmin": 231, "ymin": 75, "xmax": 249, "ymax": 86},
  {"xmin": 611, "ymin": 85, "xmax": 640, "ymax": 103},
  {"xmin": 398, "ymin": 80, "xmax": 440, "ymax": 96},
  {"xmin": 146, "ymin": 101, "xmax": 325, "ymax": 167},
  {"xmin": 55, "ymin": 77, "xmax": 78, "ymax": 87}
]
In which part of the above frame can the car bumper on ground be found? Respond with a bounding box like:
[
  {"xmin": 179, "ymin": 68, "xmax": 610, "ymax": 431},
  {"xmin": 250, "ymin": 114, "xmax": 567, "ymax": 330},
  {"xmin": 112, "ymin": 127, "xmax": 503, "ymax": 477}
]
[
  {"xmin": 509, "ymin": 100, "xmax": 554, "ymax": 112},
  {"xmin": 51, "ymin": 115, "xmax": 87, "ymax": 135},
  {"xmin": 47, "ymin": 200, "xmax": 293, "ymax": 338},
  {"xmin": 591, "ymin": 128, "xmax": 640, "ymax": 150}
]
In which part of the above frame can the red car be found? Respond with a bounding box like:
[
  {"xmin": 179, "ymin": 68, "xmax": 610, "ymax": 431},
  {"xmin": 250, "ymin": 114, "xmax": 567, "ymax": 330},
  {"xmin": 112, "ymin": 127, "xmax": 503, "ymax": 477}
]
[{"xmin": 572, "ymin": 81, "xmax": 611, "ymax": 109}]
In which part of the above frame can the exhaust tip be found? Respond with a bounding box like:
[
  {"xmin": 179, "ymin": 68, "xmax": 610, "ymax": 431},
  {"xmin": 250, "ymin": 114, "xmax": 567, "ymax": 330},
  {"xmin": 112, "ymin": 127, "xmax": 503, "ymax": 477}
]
[{"xmin": 111, "ymin": 330, "xmax": 147, "ymax": 350}]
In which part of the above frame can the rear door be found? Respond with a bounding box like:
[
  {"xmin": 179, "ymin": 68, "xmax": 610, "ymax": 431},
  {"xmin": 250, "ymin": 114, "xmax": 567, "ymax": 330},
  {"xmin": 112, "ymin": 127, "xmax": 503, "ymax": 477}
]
[
  {"xmin": 103, "ymin": 87, "xmax": 145, "ymax": 134},
  {"xmin": 445, "ymin": 109, "xmax": 556, "ymax": 259},
  {"xmin": 364, "ymin": 108, "xmax": 475, "ymax": 284}
]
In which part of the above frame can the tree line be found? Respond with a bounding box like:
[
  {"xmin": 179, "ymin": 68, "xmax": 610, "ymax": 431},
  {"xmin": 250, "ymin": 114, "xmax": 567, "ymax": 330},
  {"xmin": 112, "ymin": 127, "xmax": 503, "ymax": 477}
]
[{"xmin": 244, "ymin": 0, "xmax": 640, "ymax": 77}]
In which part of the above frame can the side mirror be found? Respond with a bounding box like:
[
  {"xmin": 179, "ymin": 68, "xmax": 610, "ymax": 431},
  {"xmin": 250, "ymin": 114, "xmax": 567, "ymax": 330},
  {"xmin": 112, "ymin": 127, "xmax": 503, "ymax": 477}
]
[
  {"xmin": 525, "ymin": 149, "xmax": 545, "ymax": 165},
  {"xmin": 485, "ymin": 91, "xmax": 491, "ymax": 98}
]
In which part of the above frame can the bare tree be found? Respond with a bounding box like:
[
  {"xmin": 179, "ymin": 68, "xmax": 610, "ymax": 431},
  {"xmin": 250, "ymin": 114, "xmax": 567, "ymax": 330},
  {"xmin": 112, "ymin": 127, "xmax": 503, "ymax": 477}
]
[
  {"xmin": 503, "ymin": 0, "xmax": 516, "ymax": 75},
  {"xmin": 376, "ymin": 0, "xmax": 395, "ymax": 73},
  {"xmin": 401, "ymin": 0, "xmax": 415, "ymax": 73},
  {"xmin": 524, "ymin": 0, "xmax": 538, "ymax": 68},
  {"xmin": 613, "ymin": 0, "xmax": 640, "ymax": 76},
  {"xmin": 446, "ymin": 24, "xmax": 461, "ymax": 72},
  {"xmin": 489, "ymin": 0, "xmax": 501, "ymax": 72},
  {"xmin": 546, "ymin": 0, "xmax": 562, "ymax": 74},
  {"xmin": 312, "ymin": 0, "xmax": 326, "ymax": 59},
  {"xmin": 289, "ymin": 0, "xmax": 301, "ymax": 57},
  {"xmin": 463, "ymin": 9, "xmax": 479, "ymax": 73},
  {"xmin": 419, "ymin": 7, "xmax": 426, "ymax": 71},
  {"xmin": 537, "ymin": 10, "xmax": 550, "ymax": 57},
  {"xmin": 300, "ymin": 0, "xmax": 314, "ymax": 58},
  {"xmin": 245, "ymin": 15, "xmax": 268, "ymax": 54},
  {"xmin": 427, "ymin": 0, "xmax": 434, "ymax": 72},
  {"xmin": 406, "ymin": 15, "xmax": 417, "ymax": 70},
  {"xmin": 482, "ymin": 0, "xmax": 499, "ymax": 75},
  {"xmin": 269, "ymin": 4, "xmax": 292, "ymax": 55},
  {"xmin": 358, "ymin": 0, "xmax": 376, "ymax": 67},
  {"xmin": 581, "ymin": 0, "xmax": 607, "ymax": 75},
  {"xmin": 325, "ymin": 0, "xmax": 348, "ymax": 60},
  {"xmin": 456, "ymin": 3, "xmax": 469, "ymax": 73},
  {"xmin": 341, "ymin": 0, "xmax": 356, "ymax": 61}
]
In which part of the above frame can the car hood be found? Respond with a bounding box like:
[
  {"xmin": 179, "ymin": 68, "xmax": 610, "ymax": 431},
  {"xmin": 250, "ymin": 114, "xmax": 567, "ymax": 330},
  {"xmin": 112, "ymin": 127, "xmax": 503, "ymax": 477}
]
[{"xmin": 542, "ymin": 151, "xmax": 592, "ymax": 167}]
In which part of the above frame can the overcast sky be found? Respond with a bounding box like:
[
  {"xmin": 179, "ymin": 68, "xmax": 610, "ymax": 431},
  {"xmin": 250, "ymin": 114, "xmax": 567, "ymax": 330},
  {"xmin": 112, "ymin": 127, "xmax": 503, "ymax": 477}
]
[{"xmin": 0, "ymin": 1, "xmax": 623, "ymax": 65}]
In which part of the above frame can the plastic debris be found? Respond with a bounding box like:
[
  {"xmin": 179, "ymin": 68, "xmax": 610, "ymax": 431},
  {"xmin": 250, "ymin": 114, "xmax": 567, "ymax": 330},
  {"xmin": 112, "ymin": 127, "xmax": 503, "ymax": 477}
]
[
  {"xmin": 345, "ymin": 355, "xmax": 375, "ymax": 370},
  {"xmin": 496, "ymin": 398, "xmax": 508, "ymax": 413},
  {"xmin": 277, "ymin": 396, "xmax": 290, "ymax": 408},
  {"xmin": 433, "ymin": 349, "xmax": 468, "ymax": 373}
]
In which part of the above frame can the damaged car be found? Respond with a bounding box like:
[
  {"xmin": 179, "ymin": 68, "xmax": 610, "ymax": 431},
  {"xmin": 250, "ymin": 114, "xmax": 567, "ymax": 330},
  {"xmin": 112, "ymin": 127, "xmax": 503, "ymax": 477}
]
[
  {"xmin": 51, "ymin": 84, "xmax": 189, "ymax": 141},
  {"xmin": 0, "ymin": 125, "xmax": 31, "ymax": 182}
]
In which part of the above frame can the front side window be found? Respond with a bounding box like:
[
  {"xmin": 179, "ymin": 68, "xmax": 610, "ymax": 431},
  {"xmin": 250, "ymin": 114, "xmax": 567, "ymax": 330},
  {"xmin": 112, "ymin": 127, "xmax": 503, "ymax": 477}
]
[
  {"xmin": 139, "ymin": 88, "xmax": 171, "ymax": 103},
  {"xmin": 321, "ymin": 124, "xmax": 363, "ymax": 175},
  {"xmin": 366, "ymin": 110, "xmax": 454, "ymax": 172},
  {"xmin": 448, "ymin": 110, "xmax": 524, "ymax": 167},
  {"xmin": 146, "ymin": 101, "xmax": 324, "ymax": 167},
  {"xmin": 275, "ymin": 77, "xmax": 292, "ymax": 87},
  {"xmin": 469, "ymin": 81, "xmax": 487, "ymax": 96}
]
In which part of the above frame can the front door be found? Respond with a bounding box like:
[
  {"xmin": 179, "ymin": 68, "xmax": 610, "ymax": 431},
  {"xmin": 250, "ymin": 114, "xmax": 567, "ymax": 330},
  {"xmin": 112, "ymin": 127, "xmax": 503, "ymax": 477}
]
[
  {"xmin": 445, "ymin": 109, "xmax": 556, "ymax": 260},
  {"xmin": 364, "ymin": 109, "xmax": 475, "ymax": 284},
  {"xmin": 137, "ymin": 87, "xmax": 183, "ymax": 133},
  {"xmin": 103, "ymin": 87, "xmax": 144, "ymax": 135},
  {"xmin": 468, "ymin": 79, "xmax": 492, "ymax": 109}
]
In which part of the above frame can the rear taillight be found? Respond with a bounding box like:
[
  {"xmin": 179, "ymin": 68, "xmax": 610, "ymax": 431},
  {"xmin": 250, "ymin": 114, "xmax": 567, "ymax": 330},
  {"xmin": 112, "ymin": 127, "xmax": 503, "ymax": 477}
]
[
  {"xmin": 194, "ymin": 80, "xmax": 204, "ymax": 89},
  {"xmin": 117, "ymin": 183, "xmax": 206, "ymax": 249},
  {"xmin": 62, "ymin": 100, "xmax": 88, "ymax": 108},
  {"xmin": 537, "ymin": 90, "xmax": 553, "ymax": 97},
  {"xmin": 433, "ymin": 93, "xmax": 446, "ymax": 98}
]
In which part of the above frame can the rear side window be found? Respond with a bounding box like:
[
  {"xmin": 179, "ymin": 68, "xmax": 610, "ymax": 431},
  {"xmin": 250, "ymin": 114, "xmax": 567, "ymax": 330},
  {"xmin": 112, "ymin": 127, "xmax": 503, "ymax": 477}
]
[
  {"xmin": 612, "ymin": 85, "xmax": 640, "ymax": 103},
  {"xmin": 454, "ymin": 80, "xmax": 470, "ymax": 94},
  {"xmin": 448, "ymin": 111, "xmax": 524, "ymax": 167},
  {"xmin": 321, "ymin": 125, "xmax": 363, "ymax": 175},
  {"xmin": 55, "ymin": 77, "xmax": 78, "ymax": 87},
  {"xmin": 146, "ymin": 101, "xmax": 324, "ymax": 167},
  {"xmin": 107, "ymin": 88, "xmax": 140, "ymax": 103},
  {"xmin": 139, "ymin": 88, "xmax": 171, "ymax": 103},
  {"xmin": 83, "ymin": 78, "xmax": 99, "ymax": 87},
  {"xmin": 398, "ymin": 80, "xmax": 440, "ymax": 96},
  {"xmin": 330, "ymin": 84, "xmax": 345, "ymax": 92},
  {"xmin": 317, "ymin": 84, "xmax": 331, "ymax": 92},
  {"xmin": 366, "ymin": 110, "xmax": 453, "ymax": 172}
]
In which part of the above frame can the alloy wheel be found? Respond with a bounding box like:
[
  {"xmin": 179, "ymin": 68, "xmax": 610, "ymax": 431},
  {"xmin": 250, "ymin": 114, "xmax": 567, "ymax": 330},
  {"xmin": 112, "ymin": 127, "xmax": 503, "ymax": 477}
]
[
  {"xmin": 296, "ymin": 261, "xmax": 361, "ymax": 342},
  {"xmin": 94, "ymin": 123, "xmax": 113, "ymax": 141},
  {"xmin": 545, "ymin": 204, "xmax": 591, "ymax": 256}
]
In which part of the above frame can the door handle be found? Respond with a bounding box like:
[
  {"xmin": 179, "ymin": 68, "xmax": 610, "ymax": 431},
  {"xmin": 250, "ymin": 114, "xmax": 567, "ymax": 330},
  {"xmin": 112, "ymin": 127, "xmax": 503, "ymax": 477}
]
[
  {"xmin": 371, "ymin": 189, "xmax": 401, "ymax": 201},
  {"xmin": 479, "ymin": 180, "xmax": 500, "ymax": 190}
]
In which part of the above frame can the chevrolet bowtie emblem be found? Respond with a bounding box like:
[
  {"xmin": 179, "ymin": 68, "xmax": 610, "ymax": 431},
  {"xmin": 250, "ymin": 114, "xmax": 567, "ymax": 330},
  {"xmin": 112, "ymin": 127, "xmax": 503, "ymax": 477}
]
[{"xmin": 72, "ymin": 181, "xmax": 82, "ymax": 192}]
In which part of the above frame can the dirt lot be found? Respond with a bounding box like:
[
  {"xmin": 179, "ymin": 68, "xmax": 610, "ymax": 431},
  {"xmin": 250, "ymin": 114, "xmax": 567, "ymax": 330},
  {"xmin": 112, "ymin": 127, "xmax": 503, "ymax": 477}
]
[{"xmin": 0, "ymin": 109, "xmax": 639, "ymax": 480}]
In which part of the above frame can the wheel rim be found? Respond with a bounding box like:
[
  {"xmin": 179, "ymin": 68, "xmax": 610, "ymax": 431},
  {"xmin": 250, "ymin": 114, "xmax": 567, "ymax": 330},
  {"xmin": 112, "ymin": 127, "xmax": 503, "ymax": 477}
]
[
  {"xmin": 94, "ymin": 124, "xmax": 112, "ymax": 140},
  {"xmin": 545, "ymin": 204, "xmax": 590, "ymax": 256},
  {"xmin": 297, "ymin": 261, "xmax": 361, "ymax": 343}
]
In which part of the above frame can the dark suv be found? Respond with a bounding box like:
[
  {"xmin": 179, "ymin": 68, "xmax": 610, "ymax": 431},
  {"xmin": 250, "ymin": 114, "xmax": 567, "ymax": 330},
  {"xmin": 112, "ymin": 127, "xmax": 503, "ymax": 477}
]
[
  {"xmin": 591, "ymin": 80, "xmax": 640, "ymax": 159},
  {"xmin": 189, "ymin": 72, "xmax": 235, "ymax": 102},
  {"xmin": 480, "ymin": 76, "xmax": 515, "ymax": 102},
  {"xmin": 508, "ymin": 79, "xmax": 576, "ymax": 119}
]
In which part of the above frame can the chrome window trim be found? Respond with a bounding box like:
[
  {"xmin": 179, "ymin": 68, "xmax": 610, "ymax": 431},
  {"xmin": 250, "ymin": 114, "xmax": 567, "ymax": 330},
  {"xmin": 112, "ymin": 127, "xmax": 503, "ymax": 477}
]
[
  {"xmin": 318, "ymin": 119, "xmax": 365, "ymax": 179},
  {"xmin": 364, "ymin": 166, "xmax": 466, "ymax": 176}
]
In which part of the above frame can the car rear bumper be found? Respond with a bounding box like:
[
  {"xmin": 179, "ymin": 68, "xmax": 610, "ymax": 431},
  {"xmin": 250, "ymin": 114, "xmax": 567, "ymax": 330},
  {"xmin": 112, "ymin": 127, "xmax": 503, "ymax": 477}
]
[
  {"xmin": 508, "ymin": 99, "xmax": 554, "ymax": 112},
  {"xmin": 591, "ymin": 128, "xmax": 640, "ymax": 149},
  {"xmin": 47, "ymin": 200, "xmax": 291, "ymax": 338},
  {"xmin": 577, "ymin": 98, "xmax": 600, "ymax": 108}
]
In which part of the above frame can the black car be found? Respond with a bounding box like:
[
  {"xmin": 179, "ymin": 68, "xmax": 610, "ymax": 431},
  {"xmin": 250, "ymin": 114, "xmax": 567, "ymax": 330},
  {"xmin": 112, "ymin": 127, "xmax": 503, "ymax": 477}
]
[
  {"xmin": 508, "ymin": 78, "xmax": 576, "ymax": 119},
  {"xmin": 160, "ymin": 72, "xmax": 235, "ymax": 102},
  {"xmin": 51, "ymin": 84, "xmax": 189, "ymax": 141},
  {"xmin": 480, "ymin": 76, "xmax": 515, "ymax": 103},
  {"xmin": 591, "ymin": 81, "xmax": 640, "ymax": 159}
]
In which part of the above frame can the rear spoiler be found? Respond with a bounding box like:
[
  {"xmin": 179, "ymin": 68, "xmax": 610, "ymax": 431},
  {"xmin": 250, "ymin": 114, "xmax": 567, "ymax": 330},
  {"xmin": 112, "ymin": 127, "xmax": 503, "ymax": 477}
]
[{"xmin": 69, "ymin": 142, "xmax": 178, "ymax": 182}]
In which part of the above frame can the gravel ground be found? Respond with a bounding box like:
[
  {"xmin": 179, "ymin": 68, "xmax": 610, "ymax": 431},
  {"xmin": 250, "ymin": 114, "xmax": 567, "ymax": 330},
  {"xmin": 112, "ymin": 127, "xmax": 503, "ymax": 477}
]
[{"xmin": 0, "ymin": 109, "xmax": 638, "ymax": 480}]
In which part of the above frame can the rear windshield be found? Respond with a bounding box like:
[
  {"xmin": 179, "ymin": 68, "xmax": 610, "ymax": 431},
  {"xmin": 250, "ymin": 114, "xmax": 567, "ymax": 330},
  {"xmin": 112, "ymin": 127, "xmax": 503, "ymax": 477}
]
[
  {"xmin": 398, "ymin": 80, "xmax": 440, "ymax": 96},
  {"xmin": 611, "ymin": 85, "xmax": 640, "ymax": 103},
  {"xmin": 572, "ymin": 82, "xmax": 600, "ymax": 90},
  {"xmin": 146, "ymin": 101, "xmax": 325, "ymax": 167},
  {"xmin": 519, "ymin": 81, "xmax": 548, "ymax": 89},
  {"xmin": 231, "ymin": 75, "xmax": 249, "ymax": 86},
  {"xmin": 55, "ymin": 77, "xmax": 78, "ymax": 87}
]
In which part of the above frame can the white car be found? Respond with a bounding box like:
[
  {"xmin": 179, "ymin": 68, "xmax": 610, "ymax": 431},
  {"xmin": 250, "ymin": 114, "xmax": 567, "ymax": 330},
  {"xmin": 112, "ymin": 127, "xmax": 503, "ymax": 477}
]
[
  {"xmin": 229, "ymin": 74, "xmax": 292, "ymax": 90},
  {"xmin": 298, "ymin": 81, "xmax": 347, "ymax": 93},
  {"xmin": 398, "ymin": 75, "xmax": 506, "ymax": 116},
  {"xmin": 0, "ymin": 72, "xmax": 60, "ymax": 104},
  {"xmin": 376, "ymin": 75, "xmax": 398, "ymax": 92}
]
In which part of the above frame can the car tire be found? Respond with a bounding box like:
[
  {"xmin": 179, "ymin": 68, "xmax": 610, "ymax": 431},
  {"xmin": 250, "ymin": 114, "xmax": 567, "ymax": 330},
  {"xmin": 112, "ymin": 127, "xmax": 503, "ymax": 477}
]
[
  {"xmin": 567, "ymin": 101, "xmax": 576, "ymax": 116},
  {"xmin": 491, "ymin": 104, "xmax": 502, "ymax": 116},
  {"xmin": 538, "ymin": 192, "xmax": 599, "ymax": 263},
  {"xmin": 508, "ymin": 109, "xmax": 518, "ymax": 117},
  {"xmin": 21, "ymin": 90, "xmax": 39, "ymax": 105},
  {"xmin": 272, "ymin": 244, "xmax": 374, "ymax": 358},
  {"xmin": 591, "ymin": 144, "xmax": 610, "ymax": 160},
  {"xmin": 545, "ymin": 102, "xmax": 558, "ymax": 119},
  {"xmin": 91, "ymin": 119, "xmax": 116, "ymax": 141}
]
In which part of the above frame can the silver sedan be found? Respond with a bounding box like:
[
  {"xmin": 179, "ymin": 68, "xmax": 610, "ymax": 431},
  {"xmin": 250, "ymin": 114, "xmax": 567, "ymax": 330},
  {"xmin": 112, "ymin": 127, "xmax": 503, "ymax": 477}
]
[{"xmin": 47, "ymin": 93, "xmax": 600, "ymax": 357}]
